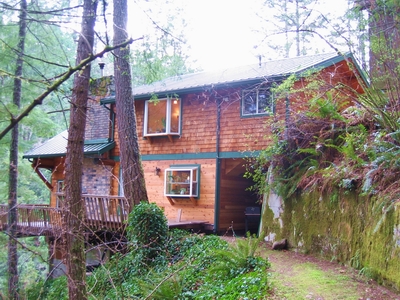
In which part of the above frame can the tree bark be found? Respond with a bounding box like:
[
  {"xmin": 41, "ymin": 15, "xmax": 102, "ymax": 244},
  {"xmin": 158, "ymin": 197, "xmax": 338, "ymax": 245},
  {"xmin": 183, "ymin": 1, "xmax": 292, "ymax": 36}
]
[
  {"xmin": 62, "ymin": 1, "xmax": 97, "ymax": 299},
  {"xmin": 113, "ymin": 0, "xmax": 148, "ymax": 207},
  {"xmin": 8, "ymin": 0, "xmax": 27, "ymax": 298}
]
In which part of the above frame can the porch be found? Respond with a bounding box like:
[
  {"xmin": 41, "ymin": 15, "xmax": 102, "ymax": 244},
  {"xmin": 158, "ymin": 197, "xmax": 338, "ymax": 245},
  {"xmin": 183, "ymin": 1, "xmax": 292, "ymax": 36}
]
[{"xmin": 0, "ymin": 195, "xmax": 209, "ymax": 237}]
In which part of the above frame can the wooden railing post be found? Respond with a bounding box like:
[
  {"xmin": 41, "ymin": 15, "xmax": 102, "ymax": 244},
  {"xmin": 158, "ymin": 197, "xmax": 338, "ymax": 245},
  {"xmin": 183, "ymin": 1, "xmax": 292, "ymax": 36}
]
[{"xmin": 98, "ymin": 197, "xmax": 106, "ymax": 224}]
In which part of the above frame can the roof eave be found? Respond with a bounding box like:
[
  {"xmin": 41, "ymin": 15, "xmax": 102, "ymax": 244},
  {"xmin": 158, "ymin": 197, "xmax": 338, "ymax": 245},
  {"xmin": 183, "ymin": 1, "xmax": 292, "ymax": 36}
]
[
  {"xmin": 23, "ymin": 153, "xmax": 65, "ymax": 159},
  {"xmin": 23, "ymin": 141, "xmax": 115, "ymax": 160},
  {"xmin": 83, "ymin": 141, "xmax": 115, "ymax": 156},
  {"xmin": 101, "ymin": 75, "xmax": 286, "ymax": 104},
  {"xmin": 99, "ymin": 53, "xmax": 367, "ymax": 104}
]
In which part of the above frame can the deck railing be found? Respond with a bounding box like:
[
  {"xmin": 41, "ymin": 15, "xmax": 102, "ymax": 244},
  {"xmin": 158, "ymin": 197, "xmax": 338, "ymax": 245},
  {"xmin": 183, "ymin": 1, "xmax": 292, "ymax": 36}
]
[
  {"xmin": 0, "ymin": 195, "xmax": 129, "ymax": 237},
  {"xmin": 81, "ymin": 194, "xmax": 129, "ymax": 231},
  {"xmin": 0, "ymin": 204, "xmax": 61, "ymax": 236}
]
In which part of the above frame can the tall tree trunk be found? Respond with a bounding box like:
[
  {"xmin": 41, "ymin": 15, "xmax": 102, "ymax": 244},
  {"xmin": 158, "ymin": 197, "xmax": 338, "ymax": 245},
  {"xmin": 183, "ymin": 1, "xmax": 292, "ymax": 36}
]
[
  {"xmin": 8, "ymin": 0, "xmax": 27, "ymax": 298},
  {"xmin": 113, "ymin": 0, "xmax": 148, "ymax": 207},
  {"xmin": 63, "ymin": 0, "xmax": 97, "ymax": 299}
]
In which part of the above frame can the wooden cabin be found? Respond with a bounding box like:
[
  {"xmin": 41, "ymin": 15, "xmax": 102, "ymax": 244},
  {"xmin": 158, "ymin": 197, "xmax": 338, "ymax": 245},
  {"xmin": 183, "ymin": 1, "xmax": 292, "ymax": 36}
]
[{"xmin": 1, "ymin": 52, "xmax": 365, "ymax": 242}]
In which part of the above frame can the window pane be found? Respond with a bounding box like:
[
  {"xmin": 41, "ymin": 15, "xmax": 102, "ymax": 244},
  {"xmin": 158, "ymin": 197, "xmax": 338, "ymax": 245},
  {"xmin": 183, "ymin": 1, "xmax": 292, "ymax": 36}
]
[
  {"xmin": 147, "ymin": 100, "xmax": 167, "ymax": 133},
  {"xmin": 258, "ymin": 90, "xmax": 271, "ymax": 114},
  {"xmin": 164, "ymin": 167, "xmax": 199, "ymax": 197},
  {"xmin": 243, "ymin": 91, "xmax": 257, "ymax": 115},
  {"xmin": 170, "ymin": 98, "xmax": 180, "ymax": 133}
]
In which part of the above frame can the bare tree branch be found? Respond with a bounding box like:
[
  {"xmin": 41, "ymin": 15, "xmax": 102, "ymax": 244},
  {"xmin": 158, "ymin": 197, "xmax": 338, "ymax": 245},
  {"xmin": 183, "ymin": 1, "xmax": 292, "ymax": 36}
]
[
  {"xmin": 0, "ymin": 2, "xmax": 83, "ymax": 16},
  {"xmin": 0, "ymin": 37, "xmax": 142, "ymax": 140}
]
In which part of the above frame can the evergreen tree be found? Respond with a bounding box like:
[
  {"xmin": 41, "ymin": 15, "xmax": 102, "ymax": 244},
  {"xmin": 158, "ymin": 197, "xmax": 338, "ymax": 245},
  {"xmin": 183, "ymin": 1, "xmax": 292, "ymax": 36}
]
[
  {"xmin": 8, "ymin": 2, "xmax": 26, "ymax": 298},
  {"xmin": 114, "ymin": 0, "xmax": 148, "ymax": 206},
  {"xmin": 257, "ymin": 0, "xmax": 328, "ymax": 57},
  {"xmin": 62, "ymin": 0, "xmax": 98, "ymax": 298}
]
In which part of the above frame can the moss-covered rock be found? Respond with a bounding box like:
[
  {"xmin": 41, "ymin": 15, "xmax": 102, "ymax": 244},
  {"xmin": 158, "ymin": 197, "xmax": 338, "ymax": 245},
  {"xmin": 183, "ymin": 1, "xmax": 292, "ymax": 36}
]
[{"xmin": 260, "ymin": 189, "xmax": 400, "ymax": 290}]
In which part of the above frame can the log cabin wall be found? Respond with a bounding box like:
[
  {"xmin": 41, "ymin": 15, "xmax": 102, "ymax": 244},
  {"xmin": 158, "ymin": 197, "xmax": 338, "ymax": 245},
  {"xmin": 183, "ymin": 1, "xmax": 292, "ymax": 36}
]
[{"xmin": 111, "ymin": 86, "xmax": 277, "ymax": 157}]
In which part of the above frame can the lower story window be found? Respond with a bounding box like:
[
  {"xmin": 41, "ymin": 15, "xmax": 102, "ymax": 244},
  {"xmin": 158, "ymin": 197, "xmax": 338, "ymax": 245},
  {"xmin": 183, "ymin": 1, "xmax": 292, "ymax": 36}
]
[{"xmin": 164, "ymin": 166, "xmax": 200, "ymax": 197}]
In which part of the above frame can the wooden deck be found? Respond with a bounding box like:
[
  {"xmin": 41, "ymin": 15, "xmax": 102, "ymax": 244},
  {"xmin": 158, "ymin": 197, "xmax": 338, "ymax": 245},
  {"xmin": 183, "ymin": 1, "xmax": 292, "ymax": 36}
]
[
  {"xmin": 0, "ymin": 195, "xmax": 209, "ymax": 237},
  {"xmin": 167, "ymin": 220, "xmax": 209, "ymax": 230}
]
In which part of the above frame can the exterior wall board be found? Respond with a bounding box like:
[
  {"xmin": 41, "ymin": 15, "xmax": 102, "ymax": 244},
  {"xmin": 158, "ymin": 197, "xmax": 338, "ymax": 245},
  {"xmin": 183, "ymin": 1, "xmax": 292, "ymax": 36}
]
[
  {"xmin": 136, "ymin": 96, "xmax": 218, "ymax": 155},
  {"xmin": 49, "ymin": 157, "xmax": 65, "ymax": 208},
  {"xmin": 141, "ymin": 159, "xmax": 216, "ymax": 225}
]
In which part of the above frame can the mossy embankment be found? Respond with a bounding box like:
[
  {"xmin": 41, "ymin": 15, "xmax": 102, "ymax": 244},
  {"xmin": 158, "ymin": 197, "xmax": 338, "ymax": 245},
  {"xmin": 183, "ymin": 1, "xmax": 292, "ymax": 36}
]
[{"xmin": 260, "ymin": 189, "xmax": 400, "ymax": 291}]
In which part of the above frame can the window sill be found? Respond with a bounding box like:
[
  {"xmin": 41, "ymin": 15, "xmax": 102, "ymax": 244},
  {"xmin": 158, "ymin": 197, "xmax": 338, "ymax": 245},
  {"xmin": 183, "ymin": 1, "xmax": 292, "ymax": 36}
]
[
  {"xmin": 144, "ymin": 133, "xmax": 180, "ymax": 143},
  {"xmin": 166, "ymin": 196, "xmax": 197, "ymax": 205}
]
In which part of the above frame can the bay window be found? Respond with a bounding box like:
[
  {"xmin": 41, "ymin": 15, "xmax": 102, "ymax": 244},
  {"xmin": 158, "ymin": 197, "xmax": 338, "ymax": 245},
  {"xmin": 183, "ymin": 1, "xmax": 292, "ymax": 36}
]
[{"xmin": 144, "ymin": 97, "xmax": 181, "ymax": 137}]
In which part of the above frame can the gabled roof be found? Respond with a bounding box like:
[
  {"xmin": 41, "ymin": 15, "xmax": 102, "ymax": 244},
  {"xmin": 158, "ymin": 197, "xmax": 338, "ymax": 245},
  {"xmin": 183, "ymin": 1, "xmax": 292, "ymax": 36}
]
[
  {"xmin": 23, "ymin": 130, "xmax": 115, "ymax": 159},
  {"xmin": 128, "ymin": 52, "xmax": 352, "ymax": 100}
]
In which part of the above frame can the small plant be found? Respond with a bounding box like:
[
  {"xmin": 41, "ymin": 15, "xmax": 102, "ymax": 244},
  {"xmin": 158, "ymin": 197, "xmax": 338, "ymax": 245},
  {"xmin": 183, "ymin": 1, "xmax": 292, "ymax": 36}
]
[{"xmin": 208, "ymin": 234, "xmax": 269, "ymax": 279}]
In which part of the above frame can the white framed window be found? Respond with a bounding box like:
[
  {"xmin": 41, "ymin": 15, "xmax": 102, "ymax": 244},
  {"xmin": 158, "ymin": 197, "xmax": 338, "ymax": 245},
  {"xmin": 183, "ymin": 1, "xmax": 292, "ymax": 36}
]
[
  {"xmin": 57, "ymin": 180, "xmax": 64, "ymax": 193},
  {"xmin": 144, "ymin": 97, "xmax": 181, "ymax": 137},
  {"xmin": 118, "ymin": 168, "xmax": 124, "ymax": 197},
  {"xmin": 56, "ymin": 180, "xmax": 64, "ymax": 208},
  {"xmin": 164, "ymin": 166, "xmax": 199, "ymax": 198},
  {"xmin": 242, "ymin": 88, "xmax": 274, "ymax": 116}
]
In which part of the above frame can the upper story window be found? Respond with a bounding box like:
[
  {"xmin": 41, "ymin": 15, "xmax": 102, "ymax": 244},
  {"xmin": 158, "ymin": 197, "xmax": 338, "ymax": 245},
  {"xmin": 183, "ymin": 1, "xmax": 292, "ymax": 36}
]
[
  {"xmin": 144, "ymin": 97, "xmax": 181, "ymax": 137},
  {"xmin": 242, "ymin": 88, "xmax": 274, "ymax": 116}
]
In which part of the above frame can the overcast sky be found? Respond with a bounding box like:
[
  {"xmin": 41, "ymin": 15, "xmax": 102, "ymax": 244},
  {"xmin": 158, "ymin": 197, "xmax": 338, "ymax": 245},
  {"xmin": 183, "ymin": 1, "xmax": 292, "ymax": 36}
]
[
  {"xmin": 182, "ymin": 0, "xmax": 261, "ymax": 70},
  {"xmin": 128, "ymin": 0, "xmax": 349, "ymax": 71}
]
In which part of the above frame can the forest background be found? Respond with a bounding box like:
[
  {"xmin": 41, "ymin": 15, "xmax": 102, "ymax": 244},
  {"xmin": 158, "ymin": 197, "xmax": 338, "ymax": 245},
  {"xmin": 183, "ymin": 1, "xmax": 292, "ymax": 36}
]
[{"xmin": 0, "ymin": 0, "xmax": 373, "ymax": 295}]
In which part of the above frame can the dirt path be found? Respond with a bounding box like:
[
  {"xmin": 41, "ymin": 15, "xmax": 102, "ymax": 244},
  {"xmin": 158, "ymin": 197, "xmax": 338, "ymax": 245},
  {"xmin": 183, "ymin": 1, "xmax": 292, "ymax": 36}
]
[{"xmin": 263, "ymin": 247, "xmax": 400, "ymax": 300}]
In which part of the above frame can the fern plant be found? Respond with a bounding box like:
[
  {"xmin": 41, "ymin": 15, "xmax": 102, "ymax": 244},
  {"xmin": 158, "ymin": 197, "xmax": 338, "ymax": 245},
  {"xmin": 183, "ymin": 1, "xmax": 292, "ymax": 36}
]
[{"xmin": 208, "ymin": 234, "xmax": 269, "ymax": 279}]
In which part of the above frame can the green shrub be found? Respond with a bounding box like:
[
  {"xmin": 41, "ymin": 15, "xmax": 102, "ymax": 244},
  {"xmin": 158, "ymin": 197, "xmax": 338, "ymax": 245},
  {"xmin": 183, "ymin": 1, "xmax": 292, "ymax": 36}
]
[
  {"xmin": 126, "ymin": 202, "xmax": 168, "ymax": 261},
  {"xmin": 24, "ymin": 276, "xmax": 68, "ymax": 300}
]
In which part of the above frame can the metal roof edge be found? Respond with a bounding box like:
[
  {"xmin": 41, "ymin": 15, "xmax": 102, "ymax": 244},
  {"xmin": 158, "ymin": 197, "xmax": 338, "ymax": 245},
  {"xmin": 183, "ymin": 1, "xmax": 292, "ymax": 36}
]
[
  {"xmin": 100, "ymin": 96, "xmax": 115, "ymax": 105},
  {"xmin": 133, "ymin": 76, "xmax": 286, "ymax": 100},
  {"xmin": 83, "ymin": 141, "xmax": 115, "ymax": 156},
  {"xmin": 22, "ymin": 153, "xmax": 65, "ymax": 159},
  {"xmin": 100, "ymin": 78, "xmax": 278, "ymax": 103},
  {"xmin": 84, "ymin": 138, "xmax": 111, "ymax": 145},
  {"xmin": 23, "ymin": 141, "xmax": 115, "ymax": 159},
  {"xmin": 343, "ymin": 52, "xmax": 370, "ymax": 85},
  {"xmin": 291, "ymin": 52, "xmax": 348, "ymax": 76}
]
